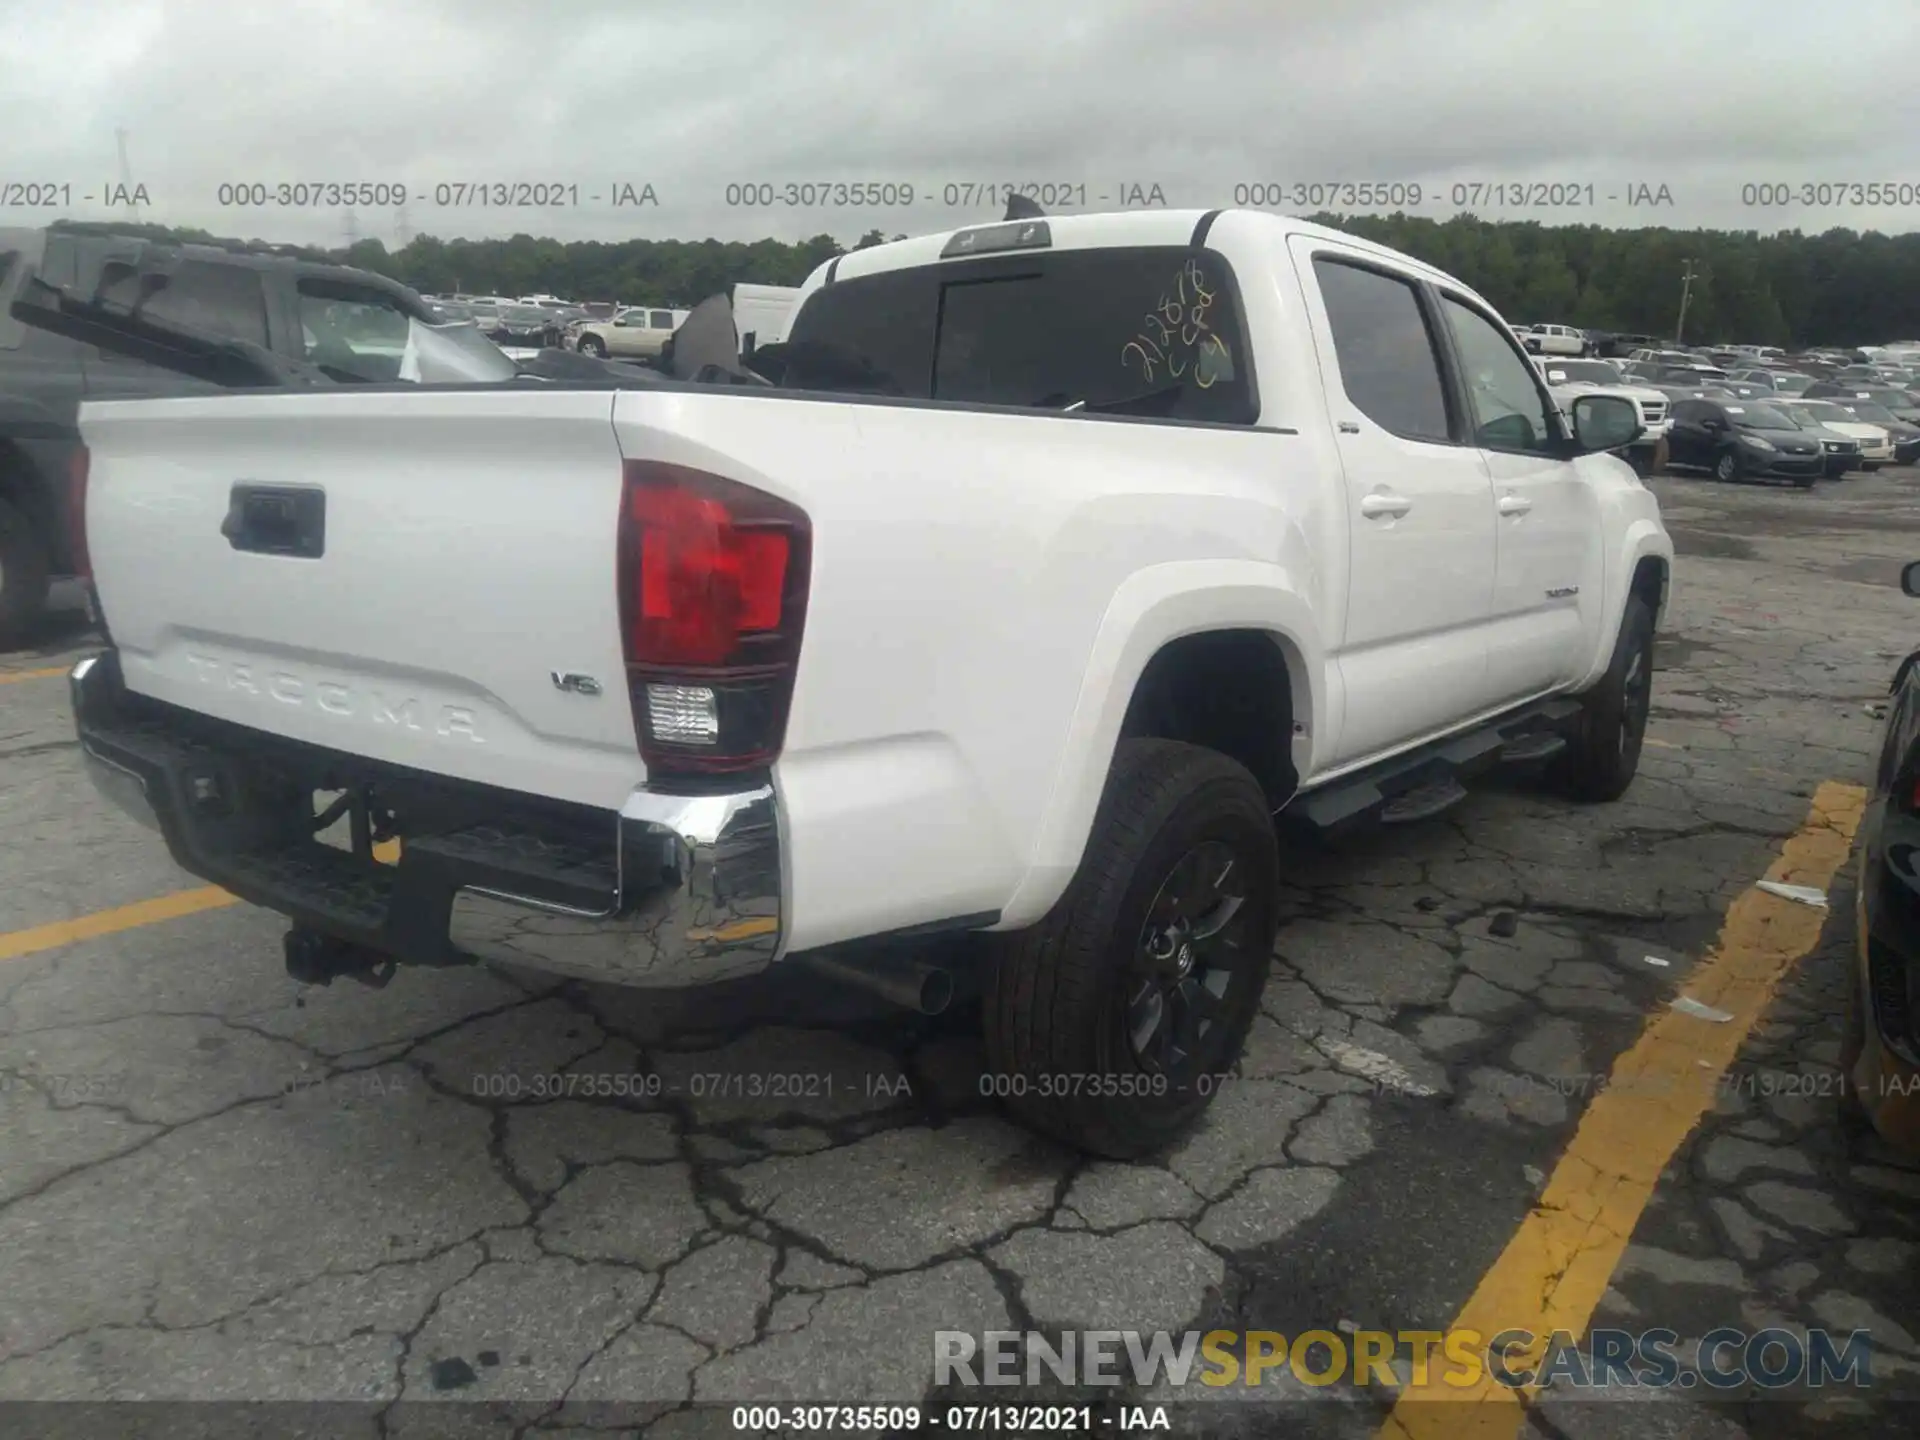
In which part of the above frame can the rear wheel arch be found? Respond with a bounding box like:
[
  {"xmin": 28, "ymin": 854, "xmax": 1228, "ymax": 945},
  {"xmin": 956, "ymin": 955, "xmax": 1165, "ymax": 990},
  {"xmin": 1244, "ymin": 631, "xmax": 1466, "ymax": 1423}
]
[
  {"xmin": 998, "ymin": 580, "xmax": 1321, "ymax": 932},
  {"xmin": 1118, "ymin": 628, "xmax": 1301, "ymax": 813}
]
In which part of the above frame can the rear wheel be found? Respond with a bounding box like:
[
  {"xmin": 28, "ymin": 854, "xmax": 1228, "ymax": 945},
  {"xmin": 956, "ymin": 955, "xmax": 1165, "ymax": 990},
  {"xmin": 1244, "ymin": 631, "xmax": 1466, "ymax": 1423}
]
[
  {"xmin": 982, "ymin": 739, "xmax": 1279, "ymax": 1158},
  {"xmin": 0, "ymin": 497, "xmax": 52, "ymax": 649},
  {"xmin": 1554, "ymin": 593, "xmax": 1655, "ymax": 803}
]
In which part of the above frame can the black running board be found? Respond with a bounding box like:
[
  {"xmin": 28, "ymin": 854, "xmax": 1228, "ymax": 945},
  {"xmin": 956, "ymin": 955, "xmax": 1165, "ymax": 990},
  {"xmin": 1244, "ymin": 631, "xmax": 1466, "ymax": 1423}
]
[{"xmin": 1286, "ymin": 697, "xmax": 1583, "ymax": 832}]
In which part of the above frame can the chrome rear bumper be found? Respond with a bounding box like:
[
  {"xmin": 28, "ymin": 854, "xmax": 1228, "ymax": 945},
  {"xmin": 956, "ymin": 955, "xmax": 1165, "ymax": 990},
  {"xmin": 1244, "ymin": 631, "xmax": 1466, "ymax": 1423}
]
[{"xmin": 72, "ymin": 652, "xmax": 786, "ymax": 990}]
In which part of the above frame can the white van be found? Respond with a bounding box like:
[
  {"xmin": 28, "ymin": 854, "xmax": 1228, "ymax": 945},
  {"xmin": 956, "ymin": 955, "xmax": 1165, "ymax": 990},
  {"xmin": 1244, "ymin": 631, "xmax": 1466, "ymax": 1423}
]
[{"xmin": 733, "ymin": 283, "xmax": 802, "ymax": 354}]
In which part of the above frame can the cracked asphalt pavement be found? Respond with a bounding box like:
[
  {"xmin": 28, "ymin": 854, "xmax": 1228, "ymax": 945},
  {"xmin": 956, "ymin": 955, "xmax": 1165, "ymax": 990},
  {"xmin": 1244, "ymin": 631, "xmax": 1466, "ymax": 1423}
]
[{"xmin": 1, "ymin": 472, "xmax": 1918, "ymax": 1438}]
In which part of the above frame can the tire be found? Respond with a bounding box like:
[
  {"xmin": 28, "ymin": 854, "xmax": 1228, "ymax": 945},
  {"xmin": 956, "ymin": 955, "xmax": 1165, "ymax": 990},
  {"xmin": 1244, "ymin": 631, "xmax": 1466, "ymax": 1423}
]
[
  {"xmin": 982, "ymin": 738, "xmax": 1280, "ymax": 1158},
  {"xmin": 1794, "ymin": 474, "xmax": 1817, "ymax": 489},
  {"xmin": 1714, "ymin": 451, "xmax": 1742, "ymax": 482},
  {"xmin": 1862, "ymin": 461, "xmax": 1882, "ymax": 473},
  {"xmin": 1837, "ymin": 936, "xmax": 1878, "ymax": 1145},
  {"xmin": 0, "ymin": 497, "xmax": 52, "ymax": 649},
  {"xmin": 1554, "ymin": 592, "xmax": 1655, "ymax": 803},
  {"xmin": 577, "ymin": 334, "xmax": 607, "ymax": 357}
]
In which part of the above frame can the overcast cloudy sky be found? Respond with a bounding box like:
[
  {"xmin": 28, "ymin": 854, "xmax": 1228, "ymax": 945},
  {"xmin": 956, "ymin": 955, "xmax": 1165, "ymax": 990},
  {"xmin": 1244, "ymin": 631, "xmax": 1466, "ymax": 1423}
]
[{"xmin": 5, "ymin": 0, "xmax": 1920, "ymax": 250}]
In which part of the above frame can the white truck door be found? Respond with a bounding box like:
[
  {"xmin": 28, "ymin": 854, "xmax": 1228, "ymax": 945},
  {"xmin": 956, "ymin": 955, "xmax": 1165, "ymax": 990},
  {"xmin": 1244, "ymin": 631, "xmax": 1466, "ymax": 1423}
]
[
  {"xmin": 1435, "ymin": 290, "xmax": 1604, "ymax": 701},
  {"xmin": 1289, "ymin": 238, "xmax": 1498, "ymax": 766}
]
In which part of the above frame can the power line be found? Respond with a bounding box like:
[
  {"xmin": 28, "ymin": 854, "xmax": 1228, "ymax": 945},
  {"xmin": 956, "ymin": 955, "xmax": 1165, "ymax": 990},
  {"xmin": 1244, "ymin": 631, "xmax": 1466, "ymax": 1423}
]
[{"xmin": 114, "ymin": 127, "xmax": 140, "ymax": 223}]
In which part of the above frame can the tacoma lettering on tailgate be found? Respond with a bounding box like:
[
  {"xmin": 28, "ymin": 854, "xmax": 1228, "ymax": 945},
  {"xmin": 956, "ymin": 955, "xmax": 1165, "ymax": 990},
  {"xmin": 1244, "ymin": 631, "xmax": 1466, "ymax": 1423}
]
[{"xmin": 184, "ymin": 654, "xmax": 484, "ymax": 742}]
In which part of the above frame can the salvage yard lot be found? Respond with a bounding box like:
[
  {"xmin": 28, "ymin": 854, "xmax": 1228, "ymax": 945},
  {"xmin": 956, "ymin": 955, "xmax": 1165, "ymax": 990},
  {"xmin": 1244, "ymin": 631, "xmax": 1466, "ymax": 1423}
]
[{"xmin": 2, "ymin": 470, "xmax": 1919, "ymax": 1437}]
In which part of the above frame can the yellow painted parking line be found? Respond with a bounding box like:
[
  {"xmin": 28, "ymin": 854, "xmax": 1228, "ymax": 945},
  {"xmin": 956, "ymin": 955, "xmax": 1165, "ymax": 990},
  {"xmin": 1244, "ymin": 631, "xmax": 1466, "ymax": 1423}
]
[
  {"xmin": 1643, "ymin": 737, "xmax": 1679, "ymax": 749},
  {"xmin": 1379, "ymin": 778, "xmax": 1867, "ymax": 1440},
  {"xmin": 0, "ymin": 886, "xmax": 239, "ymax": 963},
  {"xmin": 0, "ymin": 839, "xmax": 398, "ymax": 961},
  {"xmin": 0, "ymin": 666, "xmax": 68, "ymax": 686}
]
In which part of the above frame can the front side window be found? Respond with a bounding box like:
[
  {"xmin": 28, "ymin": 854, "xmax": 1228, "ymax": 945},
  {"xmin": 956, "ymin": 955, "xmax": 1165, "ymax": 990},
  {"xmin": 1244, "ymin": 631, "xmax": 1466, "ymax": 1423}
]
[
  {"xmin": 298, "ymin": 287, "xmax": 412, "ymax": 380},
  {"xmin": 297, "ymin": 283, "xmax": 516, "ymax": 384},
  {"xmin": 1312, "ymin": 257, "xmax": 1449, "ymax": 442},
  {"xmin": 1441, "ymin": 294, "xmax": 1559, "ymax": 454}
]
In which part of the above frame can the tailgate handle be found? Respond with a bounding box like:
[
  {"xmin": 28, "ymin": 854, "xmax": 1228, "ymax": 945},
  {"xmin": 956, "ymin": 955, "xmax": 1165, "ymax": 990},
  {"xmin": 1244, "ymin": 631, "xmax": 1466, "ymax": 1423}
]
[{"xmin": 221, "ymin": 484, "xmax": 325, "ymax": 558}]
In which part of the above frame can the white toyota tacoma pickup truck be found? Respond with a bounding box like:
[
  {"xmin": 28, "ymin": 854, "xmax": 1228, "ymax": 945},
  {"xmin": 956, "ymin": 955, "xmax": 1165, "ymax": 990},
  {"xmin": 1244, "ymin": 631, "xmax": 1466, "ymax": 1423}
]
[{"xmin": 35, "ymin": 207, "xmax": 1673, "ymax": 1157}]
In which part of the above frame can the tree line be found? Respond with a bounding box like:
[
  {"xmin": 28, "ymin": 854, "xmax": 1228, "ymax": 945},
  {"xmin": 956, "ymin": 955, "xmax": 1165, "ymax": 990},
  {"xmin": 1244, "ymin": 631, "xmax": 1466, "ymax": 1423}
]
[{"xmin": 53, "ymin": 213, "xmax": 1920, "ymax": 347}]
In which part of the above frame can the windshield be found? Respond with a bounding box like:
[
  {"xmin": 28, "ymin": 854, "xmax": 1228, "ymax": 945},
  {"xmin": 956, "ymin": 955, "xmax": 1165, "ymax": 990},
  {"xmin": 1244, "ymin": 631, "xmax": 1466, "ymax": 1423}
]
[
  {"xmin": 1845, "ymin": 401, "xmax": 1901, "ymax": 424},
  {"xmin": 1543, "ymin": 361, "xmax": 1617, "ymax": 384},
  {"xmin": 1790, "ymin": 401, "xmax": 1848, "ymax": 422},
  {"xmin": 1734, "ymin": 403, "xmax": 1798, "ymax": 429}
]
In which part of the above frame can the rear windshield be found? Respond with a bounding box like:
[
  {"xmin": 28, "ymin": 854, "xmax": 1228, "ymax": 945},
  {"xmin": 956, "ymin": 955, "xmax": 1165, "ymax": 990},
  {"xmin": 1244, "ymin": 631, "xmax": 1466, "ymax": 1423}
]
[{"xmin": 782, "ymin": 245, "xmax": 1257, "ymax": 425}]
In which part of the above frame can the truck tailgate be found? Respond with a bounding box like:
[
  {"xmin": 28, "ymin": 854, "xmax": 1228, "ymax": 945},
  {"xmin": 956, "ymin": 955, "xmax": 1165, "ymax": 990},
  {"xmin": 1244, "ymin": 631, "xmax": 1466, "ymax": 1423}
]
[{"xmin": 81, "ymin": 388, "xmax": 645, "ymax": 810}]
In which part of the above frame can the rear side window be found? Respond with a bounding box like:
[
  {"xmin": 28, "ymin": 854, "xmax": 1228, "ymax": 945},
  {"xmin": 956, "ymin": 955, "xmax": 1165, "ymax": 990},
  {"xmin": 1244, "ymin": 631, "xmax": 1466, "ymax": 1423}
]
[
  {"xmin": 783, "ymin": 246, "xmax": 1256, "ymax": 425},
  {"xmin": 138, "ymin": 260, "xmax": 270, "ymax": 347},
  {"xmin": 650, "ymin": 310, "xmax": 673, "ymax": 329},
  {"xmin": 1312, "ymin": 257, "xmax": 1450, "ymax": 443},
  {"xmin": 783, "ymin": 268, "xmax": 930, "ymax": 396}
]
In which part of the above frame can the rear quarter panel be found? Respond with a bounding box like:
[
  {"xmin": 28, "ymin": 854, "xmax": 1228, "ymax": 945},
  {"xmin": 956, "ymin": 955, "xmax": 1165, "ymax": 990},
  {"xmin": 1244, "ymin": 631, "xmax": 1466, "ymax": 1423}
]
[{"xmin": 614, "ymin": 378, "xmax": 1337, "ymax": 947}]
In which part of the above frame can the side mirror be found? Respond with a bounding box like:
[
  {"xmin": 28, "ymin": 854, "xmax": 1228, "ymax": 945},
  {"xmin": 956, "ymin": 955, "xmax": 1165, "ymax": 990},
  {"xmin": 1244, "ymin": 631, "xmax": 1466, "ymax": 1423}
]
[
  {"xmin": 1570, "ymin": 394, "xmax": 1643, "ymax": 453},
  {"xmin": 1903, "ymin": 561, "xmax": 1920, "ymax": 598}
]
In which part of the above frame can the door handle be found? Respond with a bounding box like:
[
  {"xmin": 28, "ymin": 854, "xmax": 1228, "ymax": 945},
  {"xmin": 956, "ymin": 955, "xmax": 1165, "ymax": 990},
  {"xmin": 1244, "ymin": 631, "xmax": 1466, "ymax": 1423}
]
[
  {"xmin": 1497, "ymin": 493, "xmax": 1533, "ymax": 516},
  {"xmin": 1359, "ymin": 492, "xmax": 1412, "ymax": 519}
]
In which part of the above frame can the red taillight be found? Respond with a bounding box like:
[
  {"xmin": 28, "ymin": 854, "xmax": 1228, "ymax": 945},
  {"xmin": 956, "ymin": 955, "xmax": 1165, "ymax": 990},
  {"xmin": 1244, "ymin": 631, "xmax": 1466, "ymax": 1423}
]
[
  {"xmin": 617, "ymin": 461, "xmax": 810, "ymax": 775},
  {"xmin": 67, "ymin": 445, "xmax": 91, "ymax": 579},
  {"xmin": 627, "ymin": 483, "xmax": 792, "ymax": 666}
]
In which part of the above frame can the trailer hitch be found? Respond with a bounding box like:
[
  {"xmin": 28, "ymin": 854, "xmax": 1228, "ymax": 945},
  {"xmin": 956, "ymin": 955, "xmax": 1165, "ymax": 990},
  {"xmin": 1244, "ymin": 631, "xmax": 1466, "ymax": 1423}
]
[{"xmin": 283, "ymin": 926, "xmax": 398, "ymax": 989}]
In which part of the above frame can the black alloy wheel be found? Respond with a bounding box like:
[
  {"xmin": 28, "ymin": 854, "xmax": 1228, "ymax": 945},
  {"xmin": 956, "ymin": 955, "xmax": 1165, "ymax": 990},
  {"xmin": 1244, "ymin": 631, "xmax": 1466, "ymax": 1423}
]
[{"xmin": 1123, "ymin": 840, "xmax": 1257, "ymax": 1085}]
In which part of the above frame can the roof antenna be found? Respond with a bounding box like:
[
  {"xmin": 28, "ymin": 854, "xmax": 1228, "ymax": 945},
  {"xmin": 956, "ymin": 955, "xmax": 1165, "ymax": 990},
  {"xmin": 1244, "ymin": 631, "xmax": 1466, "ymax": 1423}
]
[{"xmin": 1003, "ymin": 193, "xmax": 1046, "ymax": 221}]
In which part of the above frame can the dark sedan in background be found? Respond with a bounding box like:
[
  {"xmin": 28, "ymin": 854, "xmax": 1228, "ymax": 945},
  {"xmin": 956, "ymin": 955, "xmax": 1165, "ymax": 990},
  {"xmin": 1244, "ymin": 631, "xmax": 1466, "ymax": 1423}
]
[
  {"xmin": 486, "ymin": 304, "xmax": 565, "ymax": 352},
  {"xmin": 1664, "ymin": 397, "xmax": 1825, "ymax": 485},
  {"xmin": 1846, "ymin": 558, "xmax": 1920, "ymax": 1153}
]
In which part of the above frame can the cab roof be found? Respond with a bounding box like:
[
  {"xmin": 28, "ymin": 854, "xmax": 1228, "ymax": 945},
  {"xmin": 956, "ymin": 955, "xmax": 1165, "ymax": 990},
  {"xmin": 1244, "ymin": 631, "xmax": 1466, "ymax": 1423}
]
[{"xmin": 809, "ymin": 207, "xmax": 1471, "ymax": 297}]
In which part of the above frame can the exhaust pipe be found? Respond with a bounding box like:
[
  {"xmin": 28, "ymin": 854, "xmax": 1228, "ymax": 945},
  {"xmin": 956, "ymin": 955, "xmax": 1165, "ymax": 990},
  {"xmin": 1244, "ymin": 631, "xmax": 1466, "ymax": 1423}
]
[{"xmin": 798, "ymin": 949, "xmax": 954, "ymax": 1015}]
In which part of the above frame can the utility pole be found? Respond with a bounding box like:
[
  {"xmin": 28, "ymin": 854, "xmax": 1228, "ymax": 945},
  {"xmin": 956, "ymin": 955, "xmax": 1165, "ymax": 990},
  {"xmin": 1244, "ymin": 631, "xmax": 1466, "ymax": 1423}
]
[
  {"xmin": 114, "ymin": 127, "xmax": 140, "ymax": 223},
  {"xmin": 343, "ymin": 211, "xmax": 359, "ymax": 251},
  {"xmin": 1675, "ymin": 259, "xmax": 1698, "ymax": 343},
  {"xmin": 395, "ymin": 203, "xmax": 411, "ymax": 250}
]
